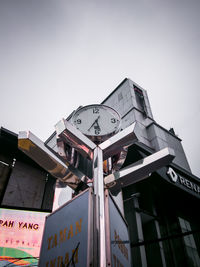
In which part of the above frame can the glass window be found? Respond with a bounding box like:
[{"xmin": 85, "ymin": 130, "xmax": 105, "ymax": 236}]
[
  {"xmin": 133, "ymin": 86, "xmax": 147, "ymax": 116},
  {"xmin": 178, "ymin": 217, "xmax": 200, "ymax": 267}
]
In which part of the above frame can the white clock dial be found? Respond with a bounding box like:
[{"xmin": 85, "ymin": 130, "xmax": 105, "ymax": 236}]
[{"xmin": 72, "ymin": 104, "xmax": 121, "ymax": 142}]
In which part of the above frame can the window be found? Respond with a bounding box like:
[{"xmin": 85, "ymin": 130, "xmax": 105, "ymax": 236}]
[
  {"xmin": 133, "ymin": 86, "xmax": 147, "ymax": 116},
  {"xmin": 179, "ymin": 217, "xmax": 200, "ymax": 267}
]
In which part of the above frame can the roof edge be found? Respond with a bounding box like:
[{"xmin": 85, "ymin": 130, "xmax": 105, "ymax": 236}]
[{"xmin": 101, "ymin": 78, "xmax": 128, "ymax": 104}]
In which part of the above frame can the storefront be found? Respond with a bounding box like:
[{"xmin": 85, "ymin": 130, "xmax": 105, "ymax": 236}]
[{"xmin": 122, "ymin": 144, "xmax": 200, "ymax": 267}]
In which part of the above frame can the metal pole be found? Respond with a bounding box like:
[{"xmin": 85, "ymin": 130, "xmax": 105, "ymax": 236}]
[{"xmin": 93, "ymin": 146, "xmax": 107, "ymax": 267}]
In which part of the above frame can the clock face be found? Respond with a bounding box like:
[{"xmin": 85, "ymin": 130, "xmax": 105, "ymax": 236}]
[{"xmin": 72, "ymin": 104, "xmax": 121, "ymax": 142}]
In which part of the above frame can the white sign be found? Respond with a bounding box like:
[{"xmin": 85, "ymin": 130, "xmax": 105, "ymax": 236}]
[{"xmin": 38, "ymin": 188, "xmax": 93, "ymax": 267}]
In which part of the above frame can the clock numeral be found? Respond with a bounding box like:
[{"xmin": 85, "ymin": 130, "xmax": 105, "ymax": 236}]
[
  {"xmin": 76, "ymin": 119, "xmax": 82, "ymax": 124},
  {"xmin": 93, "ymin": 108, "xmax": 99, "ymax": 114},
  {"xmin": 95, "ymin": 129, "xmax": 101, "ymax": 135},
  {"xmin": 111, "ymin": 118, "xmax": 116, "ymax": 123}
]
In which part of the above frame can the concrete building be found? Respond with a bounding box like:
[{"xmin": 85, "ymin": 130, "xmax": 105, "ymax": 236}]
[{"xmin": 102, "ymin": 78, "xmax": 200, "ymax": 267}]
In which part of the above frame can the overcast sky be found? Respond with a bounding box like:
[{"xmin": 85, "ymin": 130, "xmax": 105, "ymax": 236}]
[{"xmin": 0, "ymin": 0, "xmax": 200, "ymax": 177}]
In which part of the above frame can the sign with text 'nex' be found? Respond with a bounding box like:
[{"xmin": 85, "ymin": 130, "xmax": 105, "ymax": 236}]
[{"xmin": 38, "ymin": 188, "xmax": 93, "ymax": 267}]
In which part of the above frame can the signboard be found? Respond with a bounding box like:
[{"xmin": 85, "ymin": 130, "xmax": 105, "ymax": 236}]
[
  {"xmin": 0, "ymin": 208, "xmax": 48, "ymax": 266},
  {"xmin": 105, "ymin": 190, "xmax": 132, "ymax": 267},
  {"xmin": 38, "ymin": 188, "xmax": 93, "ymax": 267},
  {"xmin": 167, "ymin": 167, "xmax": 200, "ymax": 197}
]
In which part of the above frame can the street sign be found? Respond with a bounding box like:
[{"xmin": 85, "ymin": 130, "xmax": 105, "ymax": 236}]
[
  {"xmin": 105, "ymin": 190, "xmax": 132, "ymax": 267},
  {"xmin": 38, "ymin": 188, "xmax": 93, "ymax": 267},
  {"xmin": 104, "ymin": 147, "xmax": 175, "ymax": 193}
]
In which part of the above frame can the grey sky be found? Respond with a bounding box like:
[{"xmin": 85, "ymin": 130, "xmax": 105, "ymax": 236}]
[{"xmin": 0, "ymin": 0, "xmax": 200, "ymax": 176}]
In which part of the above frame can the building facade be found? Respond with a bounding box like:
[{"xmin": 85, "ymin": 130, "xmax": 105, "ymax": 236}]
[
  {"xmin": 102, "ymin": 78, "xmax": 200, "ymax": 267},
  {"xmin": 0, "ymin": 78, "xmax": 200, "ymax": 266}
]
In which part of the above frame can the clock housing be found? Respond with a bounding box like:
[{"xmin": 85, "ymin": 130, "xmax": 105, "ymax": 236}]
[{"xmin": 71, "ymin": 104, "xmax": 121, "ymax": 143}]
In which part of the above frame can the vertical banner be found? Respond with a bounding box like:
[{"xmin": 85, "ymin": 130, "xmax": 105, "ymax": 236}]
[
  {"xmin": 105, "ymin": 190, "xmax": 132, "ymax": 267},
  {"xmin": 0, "ymin": 209, "xmax": 48, "ymax": 266},
  {"xmin": 39, "ymin": 188, "xmax": 93, "ymax": 267}
]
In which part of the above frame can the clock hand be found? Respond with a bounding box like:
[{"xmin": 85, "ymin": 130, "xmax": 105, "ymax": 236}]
[
  {"xmin": 94, "ymin": 119, "xmax": 101, "ymax": 130},
  {"xmin": 88, "ymin": 120, "xmax": 97, "ymax": 132},
  {"xmin": 94, "ymin": 123, "xmax": 101, "ymax": 130},
  {"xmin": 88, "ymin": 116, "xmax": 100, "ymax": 131}
]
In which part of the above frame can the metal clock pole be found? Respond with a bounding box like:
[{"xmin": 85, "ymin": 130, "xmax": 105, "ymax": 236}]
[{"xmin": 93, "ymin": 146, "xmax": 107, "ymax": 267}]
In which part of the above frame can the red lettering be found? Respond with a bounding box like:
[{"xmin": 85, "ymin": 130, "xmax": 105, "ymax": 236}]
[
  {"xmin": 8, "ymin": 221, "xmax": 14, "ymax": 227},
  {"xmin": 23, "ymin": 223, "xmax": 28, "ymax": 229},
  {"xmin": 18, "ymin": 222, "xmax": 23, "ymax": 228},
  {"xmin": 28, "ymin": 223, "xmax": 33, "ymax": 229},
  {"xmin": 33, "ymin": 224, "xmax": 39, "ymax": 230}
]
